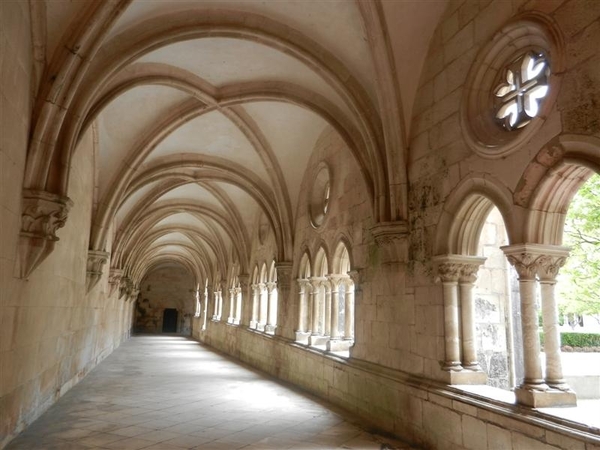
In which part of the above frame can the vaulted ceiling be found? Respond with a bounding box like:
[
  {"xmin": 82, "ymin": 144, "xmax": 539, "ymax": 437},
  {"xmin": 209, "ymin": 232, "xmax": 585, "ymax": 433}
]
[{"xmin": 31, "ymin": 0, "xmax": 448, "ymax": 286}]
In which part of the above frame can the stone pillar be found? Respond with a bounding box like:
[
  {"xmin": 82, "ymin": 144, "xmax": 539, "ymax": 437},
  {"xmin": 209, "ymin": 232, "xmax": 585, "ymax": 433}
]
[
  {"xmin": 234, "ymin": 287, "xmax": 242, "ymax": 325},
  {"xmin": 238, "ymin": 274, "xmax": 250, "ymax": 326},
  {"xmin": 324, "ymin": 281, "xmax": 332, "ymax": 337},
  {"xmin": 537, "ymin": 252, "xmax": 570, "ymax": 390},
  {"xmin": 433, "ymin": 258, "xmax": 463, "ymax": 372},
  {"xmin": 265, "ymin": 281, "xmax": 277, "ymax": 333},
  {"xmin": 296, "ymin": 279, "xmax": 310, "ymax": 343},
  {"xmin": 347, "ymin": 269, "xmax": 363, "ymax": 345},
  {"xmin": 228, "ymin": 288, "xmax": 236, "ymax": 323},
  {"xmin": 258, "ymin": 282, "xmax": 267, "ymax": 331},
  {"xmin": 309, "ymin": 278, "xmax": 321, "ymax": 335},
  {"xmin": 250, "ymin": 284, "xmax": 259, "ymax": 329},
  {"xmin": 328, "ymin": 276, "xmax": 342, "ymax": 339},
  {"xmin": 502, "ymin": 244, "xmax": 576, "ymax": 407},
  {"xmin": 213, "ymin": 290, "xmax": 219, "ymax": 320},
  {"xmin": 458, "ymin": 258, "xmax": 486, "ymax": 370},
  {"xmin": 274, "ymin": 262, "xmax": 293, "ymax": 337}
]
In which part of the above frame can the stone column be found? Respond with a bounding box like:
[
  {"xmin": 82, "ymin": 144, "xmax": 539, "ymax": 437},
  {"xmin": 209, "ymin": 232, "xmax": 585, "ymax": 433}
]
[
  {"xmin": 228, "ymin": 288, "xmax": 236, "ymax": 323},
  {"xmin": 238, "ymin": 274, "xmax": 250, "ymax": 326},
  {"xmin": 347, "ymin": 270, "xmax": 362, "ymax": 342},
  {"xmin": 328, "ymin": 276, "xmax": 342, "ymax": 339},
  {"xmin": 309, "ymin": 278, "xmax": 322, "ymax": 335},
  {"xmin": 250, "ymin": 284, "xmax": 259, "ymax": 329},
  {"xmin": 258, "ymin": 282, "xmax": 267, "ymax": 331},
  {"xmin": 324, "ymin": 281, "xmax": 332, "ymax": 337},
  {"xmin": 458, "ymin": 257, "xmax": 486, "ymax": 370},
  {"xmin": 265, "ymin": 281, "xmax": 277, "ymax": 333},
  {"xmin": 503, "ymin": 248, "xmax": 546, "ymax": 390},
  {"xmin": 536, "ymin": 251, "xmax": 570, "ymax": 390},
  {"xmin": 234, "ymin": 287, "xmax": 242, "ymax": 325},
  {"xmin": 502, "ymin": 244, "xmax": 576, "ymax": 407},
  {"xmin": 433, "ymin": 258, "xmax": 463, "ymax": 372},
  {"xmin": 274, "ymin": 262, "xmax": 293, "ymax": 337},
  {"xmin": 297, "ymin": 279, "xmax": 308, "ymax": 333}
]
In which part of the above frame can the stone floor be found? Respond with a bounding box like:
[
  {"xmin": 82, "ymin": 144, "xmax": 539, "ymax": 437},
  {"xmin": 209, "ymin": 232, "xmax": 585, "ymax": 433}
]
[{"xmin": 6, "ymin": 335, "xmax": 415, "ymax": 450}]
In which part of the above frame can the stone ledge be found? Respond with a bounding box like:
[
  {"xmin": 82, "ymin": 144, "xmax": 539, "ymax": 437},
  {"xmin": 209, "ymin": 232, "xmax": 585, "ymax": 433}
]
[{"xmin": 515, "ymin": 386, "xmax": 577, "ymax": 408}]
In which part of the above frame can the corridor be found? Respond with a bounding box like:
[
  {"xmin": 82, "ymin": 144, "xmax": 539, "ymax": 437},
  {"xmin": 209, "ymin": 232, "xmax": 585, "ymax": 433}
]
[{"xmin": 6, "ymin": 336, "xmax": 413, "ymax": 450}]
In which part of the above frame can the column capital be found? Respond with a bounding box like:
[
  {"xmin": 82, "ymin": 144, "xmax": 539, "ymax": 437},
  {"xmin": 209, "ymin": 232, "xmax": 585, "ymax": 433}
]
[
  {"xmin": 309, "ymin": 276, "xmax": 327, "ymax": 289},
  {"xmin": 433, "ymin": 255, "xmax": 486, "ymax": 284},
  {"xmin": 370, "ymin": 221, "xmax": 408, "ymax": 263},
  {"xmin": 326, "ymin": 274, "xmax": 346, "ymax": 290},
  {"xmin": 501, "ymin": 244, "xmax": 570, "ymax": 281},
  {"xmin": 265, "ymin": 281, "xmax": 277, "ymax": 293},
  {"xmin": 347, "ymin": 269, "xmax": 363, "ymax": 287}
]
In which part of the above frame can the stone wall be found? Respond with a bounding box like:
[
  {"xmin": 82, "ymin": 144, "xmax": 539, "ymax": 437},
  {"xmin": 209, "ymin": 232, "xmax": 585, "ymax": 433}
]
[
  {"xmin": 0, "ymin": 3, "xmax": 132, "ymax": 447},
  {"xmin": 135, "ymin": 266, "xmax": 196, "ymax": 335},
  {"xmin": 194, "ymin": 321, "xmax": 597, "ymax": 450}
]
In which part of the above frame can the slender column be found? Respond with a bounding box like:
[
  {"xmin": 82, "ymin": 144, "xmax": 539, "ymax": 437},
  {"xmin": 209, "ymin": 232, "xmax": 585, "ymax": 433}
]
[
  {"xmin": 296, "ymin": 279, "xmax": 308, "ymax": 333},
  {"xmin": 459, "ymin": 258, "xmax": 486, "ymax": 370},
  {"xmin": 228, "ymin": 288, "xmax": 236, "ymax": 323},
  {"xmin": 503, "ymin": 248, "xmax": 547, "ymax": 390},
  {"xmin": 213, "ymin": 289, "xmax": 219, "ymax": 320},
  {"xmin": 324, "ymin": 281, "xmax": 332, "ymax": 336},
  {"xmin": 343, "ymin": 279, "xmax": 354, "ymax": 340},
  {"xmin": 234, "ymin": 287, "xmax": 242, "ymax": 324},
  {"xmin": 265, "ymin": 281, "xmax": 277, "ymax": 332},
  {"xmin": 258, "ymin": 282, "xmax": 267, "ymax": 331},
  {"xmin": 250, "ymin": 284, "xmax": 259, "ymax": 329},
  {"xmin": 310, "ymin": 278, "xmax": 321, "ymax": 335},
  {"xmin": 327, "ymin": 276, "xmax": 343, "ymax": 339},
  {"xmin": 433, "ymin": 258, "xmax": 463, "ymax": 371},
  {"xmin": 537, "ymin": 252, "xmax": 570, "ymax": 389}
]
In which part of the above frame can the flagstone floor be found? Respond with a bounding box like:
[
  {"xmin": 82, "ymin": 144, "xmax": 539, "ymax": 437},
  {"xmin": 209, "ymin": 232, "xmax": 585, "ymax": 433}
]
[{"xmin": 6, "ymin": 335, "xmax": 415, "ymax": 450}]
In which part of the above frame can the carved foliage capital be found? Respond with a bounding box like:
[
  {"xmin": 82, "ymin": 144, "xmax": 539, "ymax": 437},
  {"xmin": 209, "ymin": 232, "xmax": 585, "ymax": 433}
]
[
  {"xmin": 18, "ymin": 190, "xmax": 73, "ymax": 278},
  {"xmin": 274, "ymin": 262, "xmax": 293, "ymax": 288},
  {"xmin": 536, "ymin": 255, "xmax": 567, "ymax": 282}
]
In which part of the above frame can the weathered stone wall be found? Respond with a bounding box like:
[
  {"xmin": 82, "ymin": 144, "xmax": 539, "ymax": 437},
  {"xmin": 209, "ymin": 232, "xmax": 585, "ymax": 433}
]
[
  {"xmin": 0, "ymin": 3, "xmax": 132, "ymax": 447},
  {"xmin": 135, "ymin": 266, "xmax": 196, "ymax": 335},
  {"xmin": 195, "ymin": 321, "xmax": 596, "ymax": 450}
]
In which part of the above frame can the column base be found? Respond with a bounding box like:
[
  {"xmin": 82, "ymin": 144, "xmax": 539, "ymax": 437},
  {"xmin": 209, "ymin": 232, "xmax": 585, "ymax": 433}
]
[
  {"xmin": 295, "ymin": 331, "xmax": 310, "ymax": 344},
  {"xmin": 265, "ymin": 324, "xmax": 276, "ymax": 334},
  {"xmin": 309, "ymin": 335, "xmax": 329, "ymax": 346},
  {"xmin": 441, "ymin": 369, "xmax": 488, "ymax": 385},
  {"xmin": 257, "ymin": 323, "xmax": 265, "ymax": 332},
  {"xmin": 249, "ymin": 321, "xmax": 258, "ymax": 330},
  {"xmin": 515, "ymin": 386, "xmax": 577, "ymax": 408},
  {"xmin": 326, "ymin": 339, "xmax": 352, "ymax": 352}
]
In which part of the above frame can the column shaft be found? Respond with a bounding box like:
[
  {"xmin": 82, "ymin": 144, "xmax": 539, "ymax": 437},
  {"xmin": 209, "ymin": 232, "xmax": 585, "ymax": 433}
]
[
  {"xmin": 459, "ymin": 282, "xmax": 478, "ymax": 369},
  {"xmin": 519, "ymin": 279, "xmax": 545, "ymax": 387},
  {"xmin": 540, "ymin": 281, "xmax": 566, "ymax": 387},
  {"xmin": 442, "ymin": 281, "xmax": 462, "ymax": 370}
]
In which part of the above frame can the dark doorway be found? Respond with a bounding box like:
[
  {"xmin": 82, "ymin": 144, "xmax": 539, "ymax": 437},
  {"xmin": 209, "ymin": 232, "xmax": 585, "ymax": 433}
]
[{"xmin": 162, "ymin": 308, "xmax": 178, "ymax": 333}]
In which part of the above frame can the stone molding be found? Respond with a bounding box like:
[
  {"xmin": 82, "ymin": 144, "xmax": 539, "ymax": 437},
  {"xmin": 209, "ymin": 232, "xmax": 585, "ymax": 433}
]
[
  {"xmin": 501, "ymin": 244, "xmax": 570, "ymax": 281},
  {"xmin": 370, "ymin": 221, "xmax": 408, "ymax": 263},
  {"xmin": 18, "ymin": 190, "xmax": 73, "ymax": 278},
  {"xmin": 86, "ymin": 250, "xmax": 110, "ymax": 293}
]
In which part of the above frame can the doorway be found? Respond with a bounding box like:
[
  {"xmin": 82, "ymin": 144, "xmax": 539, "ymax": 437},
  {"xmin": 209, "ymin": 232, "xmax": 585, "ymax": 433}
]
[{"xmin": 162, "ymin": 308, "xmax": 178, "ymax": 333}]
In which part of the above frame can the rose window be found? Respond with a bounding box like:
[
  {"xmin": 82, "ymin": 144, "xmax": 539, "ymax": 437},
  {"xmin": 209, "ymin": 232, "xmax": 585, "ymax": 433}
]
[{"xmin": 494, "ymin": 52, "xmax": 549, "ymax": 130}]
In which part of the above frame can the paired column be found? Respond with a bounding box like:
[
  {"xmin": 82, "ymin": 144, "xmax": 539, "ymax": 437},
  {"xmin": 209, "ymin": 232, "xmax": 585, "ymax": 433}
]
[
  {"xmin": 258, "ymin": 282, "xmax": 268, "ymax": 331},
  {"xmin": 502, "ymin": 244, "xmax": 575, "ymax": 406},
  {"xmin": 433, "ymin": 255, "xmax": 486, "ymax": 383},
  {"xmin": 343, "ymin": 278, "xmax": 355, "ymax": 341},
  {"xmin": 228, "ymin": 288, "xmax": 236, "ymax": 323},
  {"xmin": 234, "ymin": 287, "xmax": 242, "ymax": 325}
]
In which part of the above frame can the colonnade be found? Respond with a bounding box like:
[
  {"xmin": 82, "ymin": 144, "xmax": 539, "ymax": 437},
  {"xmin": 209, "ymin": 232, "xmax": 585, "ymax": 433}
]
[{"xmin": 295, "ymin": 275, "xmax": 355, "ymax": 352}]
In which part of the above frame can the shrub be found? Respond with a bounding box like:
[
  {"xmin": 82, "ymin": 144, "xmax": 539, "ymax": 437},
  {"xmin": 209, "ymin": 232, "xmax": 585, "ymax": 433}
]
[{"xmin": 539, "ymin": 332, "xmax": 600, "ymax": 349}]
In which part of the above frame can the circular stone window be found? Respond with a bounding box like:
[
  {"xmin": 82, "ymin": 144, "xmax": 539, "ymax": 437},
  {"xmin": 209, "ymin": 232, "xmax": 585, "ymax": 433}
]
[
  {"xmin": 309, "ymin": 163, "xmax": 331, "ymax": 228},
  {"xmin": 460, "ymin": 15, "xmax": 564, "ymax": 158}
]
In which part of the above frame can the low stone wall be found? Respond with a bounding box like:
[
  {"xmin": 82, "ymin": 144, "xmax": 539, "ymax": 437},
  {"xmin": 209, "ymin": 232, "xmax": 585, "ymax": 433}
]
[{"xmin": 193, "ymin": 320, "xmax": 599, "ymax": 450}]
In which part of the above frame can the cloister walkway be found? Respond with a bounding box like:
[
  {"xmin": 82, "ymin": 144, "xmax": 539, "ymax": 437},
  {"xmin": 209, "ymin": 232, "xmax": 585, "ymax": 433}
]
[{"xmin": 6, "ymin": 335, "xmax": 414, "ymax": 450}]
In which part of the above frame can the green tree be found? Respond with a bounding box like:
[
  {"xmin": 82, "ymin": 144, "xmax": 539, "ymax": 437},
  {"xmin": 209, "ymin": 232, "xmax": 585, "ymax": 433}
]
[{"xmin": 558, "ymin": 173, "xmax": 600, "ymax": 325}]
